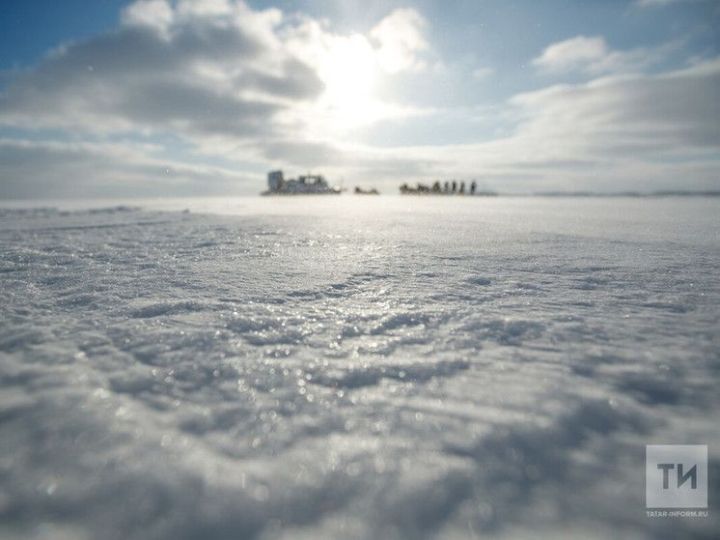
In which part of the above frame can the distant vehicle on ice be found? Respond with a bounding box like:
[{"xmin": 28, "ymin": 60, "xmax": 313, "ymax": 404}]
[
  {"xmin": 262, "ymin": 170, "xmax": 341, "ymax": 195},
  {"xmin": 354, "ymin": 186, "xmax": 380, "ymax": 195}
]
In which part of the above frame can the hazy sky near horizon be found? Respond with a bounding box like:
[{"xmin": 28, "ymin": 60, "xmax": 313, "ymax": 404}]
[{"xmin": 0, "ymin": 0, "xmax": 719, "ymax": 197}]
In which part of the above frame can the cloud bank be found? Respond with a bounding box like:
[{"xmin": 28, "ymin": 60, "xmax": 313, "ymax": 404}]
[
  {"xmin": 531, "ymin": 36, "xmax": 666, "ymax": 75},
  {"xmin": 385, "ymin": 59, "xmax": 720, "ymax": 192},
  {"xmin": 0, "ymin": 0, "xmax": 322, "ymax": 143}
]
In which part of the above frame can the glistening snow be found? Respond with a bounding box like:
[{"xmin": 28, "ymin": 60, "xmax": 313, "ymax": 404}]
[{"xmin": 0, "ymin": 197, "xmax": 718, "ymax": 539}]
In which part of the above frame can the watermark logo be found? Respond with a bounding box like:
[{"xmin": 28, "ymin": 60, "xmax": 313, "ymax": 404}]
[{"xmin": 646, "ymin": 445, "xmax": 707, "ymax": 509}]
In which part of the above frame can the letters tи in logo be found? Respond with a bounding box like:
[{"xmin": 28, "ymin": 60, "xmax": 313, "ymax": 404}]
[{"xmin": 646, "ymin": 445, "xmax": 708, "ymax": 509}]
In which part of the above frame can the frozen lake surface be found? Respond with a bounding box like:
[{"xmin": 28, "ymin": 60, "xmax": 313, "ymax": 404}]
[{"xmin": 1, "ymin": 197, "xmax": 718, "ymax": 539}]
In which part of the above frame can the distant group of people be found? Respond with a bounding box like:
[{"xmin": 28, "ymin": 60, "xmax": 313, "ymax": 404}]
[{"xmin": 400, "ymin": 180, "xmax": 478, "ymax": 195}]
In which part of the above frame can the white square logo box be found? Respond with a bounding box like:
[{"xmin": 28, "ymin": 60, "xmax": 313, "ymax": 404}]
[{"xmin": 646, "ymin": 445, "xmax": 708, "ymax": 509}]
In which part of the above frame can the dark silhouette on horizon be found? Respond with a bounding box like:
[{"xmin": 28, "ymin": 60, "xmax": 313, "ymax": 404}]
[
  {"xmin": 399, "ymin": 179, "xmax": 496, "ymax": 196},
  {"xmin": 263, "ymin": 170, "xmax": 341, "ymax": 195},
  {"xmin": 354, "ymin": 186, "xmax": 380, "ymax": 195}
]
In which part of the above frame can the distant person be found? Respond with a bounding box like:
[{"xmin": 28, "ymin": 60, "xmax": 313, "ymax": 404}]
[
  {"xmin": 451, "ymin": 181, "xmax": 457, "ymax": 193},
  {"xmin": 470, "ymin": 181, "xmax": 477, "ymax": 195},
  {"xmin": 459, "ymin": 181, "xmax": 465, "ymax": 194},
  {"xmin": 432, "ymin": 181, "xmax": 441, "ymax": 193},
  {"xmin": 444, "ymin": 181, "xmax": 449, "ymax": 193}
]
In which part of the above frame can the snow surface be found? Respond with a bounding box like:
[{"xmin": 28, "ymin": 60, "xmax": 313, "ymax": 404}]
[{"xmin": 0, "ymin": 197, "xmax": 718, "ymax": 539}]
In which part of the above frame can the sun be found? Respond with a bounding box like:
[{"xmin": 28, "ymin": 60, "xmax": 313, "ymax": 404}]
[{"xmin": 318, "ymin": 34, "xmax": 379, "ymax": 130}]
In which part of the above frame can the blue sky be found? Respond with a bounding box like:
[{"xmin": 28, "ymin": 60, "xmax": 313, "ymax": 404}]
[{"xmin": 0, "ymin": 0, "xmax": 718, "ymax": 197}]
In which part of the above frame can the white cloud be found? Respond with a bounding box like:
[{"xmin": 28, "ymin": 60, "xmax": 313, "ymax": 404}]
[
  {"xmin": 176, "ymin": 0, "xmax": 234, "ymax": 18},
  {"xmin": 532, "ymin": 35, "xmax": 666, "ymax": 75},
  {"xmin": 533, "ymin": 36, "xmax": 608, "ymax": 72},
  {"xmin": 122, "ymin": 0, "xmax": 174, "ymax": 31},
  {"xmin": 370, "ymin": 8, "xmax": 429, "ymax": 74}
]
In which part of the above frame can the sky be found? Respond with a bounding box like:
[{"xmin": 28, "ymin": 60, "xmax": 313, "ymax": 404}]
[{"xmin": 0, "ymin": 0, "xmax": 719, "ymax": 198}]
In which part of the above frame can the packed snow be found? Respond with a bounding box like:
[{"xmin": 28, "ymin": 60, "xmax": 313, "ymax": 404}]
[{"xmin": 0, "ymin": 196, "xmax": 718, "ymax": 539}]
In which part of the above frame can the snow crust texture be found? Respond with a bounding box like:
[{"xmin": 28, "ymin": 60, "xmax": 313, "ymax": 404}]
[{"xmin": 1, "ymin": 198, "xmax": 718, "ymax": 539}]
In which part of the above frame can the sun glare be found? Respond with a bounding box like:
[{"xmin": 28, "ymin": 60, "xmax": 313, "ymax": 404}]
[{"xmin": 318, "ymin": 35, "xmax": 378, "ymax": 130}]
